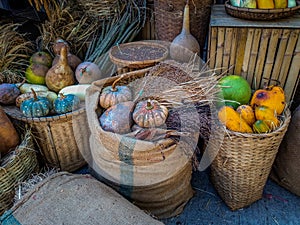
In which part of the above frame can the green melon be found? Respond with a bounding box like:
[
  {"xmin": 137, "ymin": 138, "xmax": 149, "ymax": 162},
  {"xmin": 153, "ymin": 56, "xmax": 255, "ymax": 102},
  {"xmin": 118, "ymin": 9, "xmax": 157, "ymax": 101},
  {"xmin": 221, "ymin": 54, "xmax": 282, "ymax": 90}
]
[{"xmin": 218, "ymin": 75, "xmax": 252, "ymax": 109}]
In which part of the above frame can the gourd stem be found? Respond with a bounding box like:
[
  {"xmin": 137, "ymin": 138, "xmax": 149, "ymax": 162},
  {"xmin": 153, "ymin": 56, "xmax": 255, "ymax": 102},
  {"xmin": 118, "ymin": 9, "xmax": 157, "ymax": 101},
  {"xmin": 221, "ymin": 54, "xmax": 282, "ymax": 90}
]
[
  {"xmin": 17, "ymin": 79, "xmax": 26, "ymax": 89},
  {"xmin": 182, "ymin": 0, "xmax": 190, "ymax": 35},
  {"xmin": 111, "ymin": 75, "xmax": 124, "ymax": 91},
  {"xmin": 146, "ymin": 99, "xmax": 153, "ymax": 110},
  {"xmin": 31, "ymin": 88, "xmax": 38, "ymax": 101},
  {"xmin": 59, "ymin": 46, "xmax": 68, "ymax": 67},
  {"xmin": 59, "ymin": 93, "xmax": 66, "ymax": 99}
]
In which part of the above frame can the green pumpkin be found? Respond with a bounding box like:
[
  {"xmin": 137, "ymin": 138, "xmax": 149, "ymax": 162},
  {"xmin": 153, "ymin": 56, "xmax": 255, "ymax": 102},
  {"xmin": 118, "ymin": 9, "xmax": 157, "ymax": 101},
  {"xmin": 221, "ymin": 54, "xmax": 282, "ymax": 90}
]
[
  {"xmin": 54, "ymin": 93, "xmax": 80, "ymax": 114},
  {"xmin": 20, "ymin": 89, "xmax": 51, "ymax": 117}
]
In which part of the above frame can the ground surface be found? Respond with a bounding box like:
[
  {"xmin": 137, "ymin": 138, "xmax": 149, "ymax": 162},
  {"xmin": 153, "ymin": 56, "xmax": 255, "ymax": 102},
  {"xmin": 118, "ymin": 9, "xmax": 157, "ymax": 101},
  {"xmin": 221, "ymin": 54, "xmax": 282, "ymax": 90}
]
[{"xmin": 161, "ymin": 169, "xmax": 300, "ymax": 225}]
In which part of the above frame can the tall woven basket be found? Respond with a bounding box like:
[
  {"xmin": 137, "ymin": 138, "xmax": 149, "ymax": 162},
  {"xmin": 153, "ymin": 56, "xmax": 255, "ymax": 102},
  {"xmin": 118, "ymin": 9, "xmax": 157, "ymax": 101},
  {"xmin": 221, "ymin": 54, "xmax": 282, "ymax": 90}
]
[
  {"xmin": 0, "ymin": 130, "xmax": 38, "ymax": 216},
  {"xmin": 210, "ymin": 109, "xmax": 291, "ymax": 210},
  {"xmin": 154, "ymin": 0, "xmax": 213, "ymax": 54},
  {"xmin": 4, "ymin": 106, "xmax": 89, "ymax": 172}
]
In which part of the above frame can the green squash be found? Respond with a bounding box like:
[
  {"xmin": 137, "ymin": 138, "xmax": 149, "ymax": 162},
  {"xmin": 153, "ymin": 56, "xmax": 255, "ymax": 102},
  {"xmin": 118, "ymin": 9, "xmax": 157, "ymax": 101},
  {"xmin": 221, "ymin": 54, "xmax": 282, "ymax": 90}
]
[
  {"xmin": 20, "ymin": 89, "xmax": 51, "ymax": 117},
  {"xmin": 54, "ymin": 93, "xmax": 80, "ymax": 114}
]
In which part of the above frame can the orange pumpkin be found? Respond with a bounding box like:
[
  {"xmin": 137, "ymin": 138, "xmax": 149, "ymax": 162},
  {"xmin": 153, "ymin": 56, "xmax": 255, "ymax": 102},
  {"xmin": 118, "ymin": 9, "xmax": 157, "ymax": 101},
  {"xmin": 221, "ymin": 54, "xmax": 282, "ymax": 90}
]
[{"xmin": 0, "ymin": 106, "xmax": 19, "ymax": 155}]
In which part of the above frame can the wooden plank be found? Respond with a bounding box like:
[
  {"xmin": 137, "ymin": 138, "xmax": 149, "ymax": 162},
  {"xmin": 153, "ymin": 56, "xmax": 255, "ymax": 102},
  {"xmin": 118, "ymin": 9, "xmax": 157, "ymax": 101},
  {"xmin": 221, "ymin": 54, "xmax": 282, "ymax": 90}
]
[
  {"xmin": 262, "ymin": 29, "xmax": 282, "ymax": 86},
  {"xmin": 284, "ymin": 33, "xmax": 300, "ymax": 103},
  {"xmin": 247, "ymin": 29, "xmax": 261, "ymax": 89},
  {"xmin": 271, "ymin": 29, "xmax": 291, "ymax": 85},
  {"xmin": 234, "ymin": 28, "xmax": 248, "ymax": 75},
  {"xmin": 255, "ymin": 29, "xmax": 271, "ymax": 89},
  {"xmin": 278, "ymin": 30, "xmax": 299, "ymax": 87},
  {"xmin": 210, "ymin": 5, "xmax": 300, "ymax": 29},
  {"xmin": 241, "ymin": 28, "xmax": 255, "ymax": 80},
  {"xmin": 222, "ymin": 28, "xmax": 233, "ymax": 74},
  {"xmin": 229, "ymin": 28, "xmax": 238, "ymax": 74},
  {"xmin": 208, "ymin": 27, "xmax": 218, "ymax": 71},
  {"xmin": 215, "ymin": 27, "xmax": 225, "ymax": 74}
]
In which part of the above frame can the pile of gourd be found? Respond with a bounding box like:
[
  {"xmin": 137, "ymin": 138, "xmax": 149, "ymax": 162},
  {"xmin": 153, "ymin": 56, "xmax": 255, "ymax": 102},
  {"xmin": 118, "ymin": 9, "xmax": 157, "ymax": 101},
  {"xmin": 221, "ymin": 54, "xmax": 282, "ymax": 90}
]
[
  {"xmin": 230, "ymin": 0, "xmax": 297, "ymax": 9},
  {"xmin": 0, "ymin": 39, "xmax": 103, "ymax": 117},
  {"xmin": 98, "ymin": 77, "xmax": 169, "ymax": 136},
  {"xmin": 217, "ymin": 75, "xmax": 286, "ymax": 134}
]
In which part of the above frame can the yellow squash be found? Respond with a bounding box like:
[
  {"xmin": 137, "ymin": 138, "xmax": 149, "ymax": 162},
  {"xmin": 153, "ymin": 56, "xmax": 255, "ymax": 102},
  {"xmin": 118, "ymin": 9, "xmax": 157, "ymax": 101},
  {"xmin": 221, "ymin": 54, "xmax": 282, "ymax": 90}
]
[{"xmin": 218, "ymin": 106, "xmax": 253, "ymax": 133}]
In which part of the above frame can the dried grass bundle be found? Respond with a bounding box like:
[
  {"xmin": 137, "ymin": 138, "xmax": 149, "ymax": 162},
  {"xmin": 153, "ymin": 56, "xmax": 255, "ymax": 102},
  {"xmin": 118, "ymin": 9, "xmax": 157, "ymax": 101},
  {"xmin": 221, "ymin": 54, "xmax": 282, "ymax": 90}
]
[
  {"xmin": 0, "ymin": 23, "xmax": 34, "ymax": 83},
  {"xmin": 27, "ymin": 0, "xmax": 59, "ymax": 19},
  {"xmin": 38, "ymin": 2, "xmax": 99, "ymax": 58}
]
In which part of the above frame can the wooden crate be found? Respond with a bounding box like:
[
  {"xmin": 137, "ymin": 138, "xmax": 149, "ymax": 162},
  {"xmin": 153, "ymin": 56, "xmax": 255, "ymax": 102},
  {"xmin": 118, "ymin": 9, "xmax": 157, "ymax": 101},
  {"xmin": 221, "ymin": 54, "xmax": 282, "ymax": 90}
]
[{"xmin": 208, "ymin": 5, "xmax": 300, "ymax": 103}]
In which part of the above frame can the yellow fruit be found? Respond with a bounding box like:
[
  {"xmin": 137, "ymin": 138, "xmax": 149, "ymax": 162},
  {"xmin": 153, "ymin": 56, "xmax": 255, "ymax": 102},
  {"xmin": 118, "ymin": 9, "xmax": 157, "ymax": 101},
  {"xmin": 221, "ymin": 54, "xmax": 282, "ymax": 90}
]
[
  {"xmin": 257, "ymin": 0, "xmax": 275, "ymax": 8},
  {"xmin": 253, "ymin": 120, "xmax": 271, "ymax": 133},
  {"xmin": 274, "ymin": 0, "xmax": 288, "ymax": 8},
  {"xmin": 250, "ymin": 85, "xmax": 285, "ymax": 115},
  {"xmin": 236, "ymin": 105, "xmax": 256, "ymax": 126},
  {"xmin": 255, "ymin": 105, "xmax": 280, "ymax": 130},
  {"xmin": 218, "ymin": 106, "xmax": 253, "ymax": 133}
]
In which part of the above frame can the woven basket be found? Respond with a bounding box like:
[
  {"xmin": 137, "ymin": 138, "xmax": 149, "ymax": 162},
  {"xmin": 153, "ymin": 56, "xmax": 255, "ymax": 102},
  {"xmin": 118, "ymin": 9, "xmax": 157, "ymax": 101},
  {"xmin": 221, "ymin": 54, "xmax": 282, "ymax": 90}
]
[
  {"xmin": 4, "ymin": 105, "xmax": 88, "ymax": 172},
  {"xmin": 210, "ymin": 109, "xmax": 291, "ymax": 210},
  {"xmin": 225, "ymin": 1, "xmax": 300, "ymax": 21},
  {"xmin": 109, "ymin": 41, "xmax": 169, "ymax": 74},
  {"xmin": 0, "ymin": 130, "xmax": 38, "ymax": 216},
  {"xmin": 153, "ymin": 0, "xmax": 213, "ymax": 54},
  {"xmin": 76, "ymin": 0, "xmax": 122, "ymax": 19}
]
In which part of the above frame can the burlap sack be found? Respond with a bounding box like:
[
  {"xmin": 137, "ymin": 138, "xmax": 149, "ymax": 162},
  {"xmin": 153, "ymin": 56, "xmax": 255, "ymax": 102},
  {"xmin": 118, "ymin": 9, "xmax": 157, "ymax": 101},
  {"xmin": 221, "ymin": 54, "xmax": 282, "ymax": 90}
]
[
  {"xmin": 270, "ymin": 106, "xmax": 300, "ymax": 196},
  {"xmin": 86, "ymin": 68, "xmax": 197, "ymax": 219},
  {"xmin": 0, "ymin": 172, "xmax": 164, "ymax": 225}
]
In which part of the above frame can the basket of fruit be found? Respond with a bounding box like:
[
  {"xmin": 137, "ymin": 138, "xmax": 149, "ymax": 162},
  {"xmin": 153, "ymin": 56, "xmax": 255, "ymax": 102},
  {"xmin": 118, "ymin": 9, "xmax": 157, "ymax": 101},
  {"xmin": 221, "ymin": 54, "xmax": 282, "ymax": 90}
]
[
  {"xmin": 1, "ymin": 41, "xmax": 93, "ymax": 172},
  {"xmin": 210, "ymin": 75, "xmax": 291, "ymax": 210},
  {"xmin": 225, "ymin": 0, "xmax": 300, "ymax": 20}
]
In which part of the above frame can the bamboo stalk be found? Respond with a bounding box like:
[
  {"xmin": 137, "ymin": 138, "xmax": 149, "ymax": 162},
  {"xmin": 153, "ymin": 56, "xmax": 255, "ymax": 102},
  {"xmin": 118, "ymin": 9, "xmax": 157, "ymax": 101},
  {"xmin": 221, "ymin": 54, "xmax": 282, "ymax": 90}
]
[
  {"xmin": 229, "ymin": 28, "xmax": 237, "ymax": 75},
  {"xmin": 242, "ymin": 28, "xmax": 254, "ymax": 80},
  {"xmin": 222, "ymin": 28, "xmax": 233, "ymax": 74}
]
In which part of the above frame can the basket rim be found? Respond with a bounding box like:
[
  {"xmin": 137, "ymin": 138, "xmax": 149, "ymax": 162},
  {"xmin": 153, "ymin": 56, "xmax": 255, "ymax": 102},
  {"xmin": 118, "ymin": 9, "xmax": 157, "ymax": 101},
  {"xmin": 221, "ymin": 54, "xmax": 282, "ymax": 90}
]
[
  {"xmin": 224, "ymin": 0, "xmax": 300, "ymax": 20},
  {"xmin": 109, "ymin": 41, "xmax": 169, "ymax": 68},
  {"xmin": 223, "ymin": 108, "xmax": 291, "ymax": 138},
  {"xmin": 3, "ymin": 104, "xmax": 86, "ymax": 123}
]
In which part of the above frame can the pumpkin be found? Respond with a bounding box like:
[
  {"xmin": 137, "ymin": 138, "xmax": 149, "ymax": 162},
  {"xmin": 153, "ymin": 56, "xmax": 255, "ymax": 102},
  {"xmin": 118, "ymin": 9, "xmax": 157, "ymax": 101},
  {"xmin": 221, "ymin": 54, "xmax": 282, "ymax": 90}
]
[
  {"xmin": 236, "ymin": 105, "xmax": 256, "ymax": 126},
  {"xmin": 254, "ymin": 105, "xmax": 280, "ymax": 130},
  {"xmin": 99, "ymin": 76, "xmax": 132, "ymax": 109},
  {"xmin": 53, "ymin": 93, "xmax": 80, "ymax": 114},
  {"xmin": 218, "ymin": 105, "xmax": 253, "ymax": 133},
  {"xmin": 20, "ymin": 89, "xmax": 51, "ymax": 117},
  {"xmin": 99, "ymin": 101, "xmax": 135, "ymax": 134},
  {"xmin": 133, "ymin": 99, "xmax": 168, "ymax": 128},
  {"xmin": 0, "ymin": 106, "xmax": 20, "ymax": 155},
  {"xmin": 250, "ymin": 85, "xmax": 285, "ymax": 115}
]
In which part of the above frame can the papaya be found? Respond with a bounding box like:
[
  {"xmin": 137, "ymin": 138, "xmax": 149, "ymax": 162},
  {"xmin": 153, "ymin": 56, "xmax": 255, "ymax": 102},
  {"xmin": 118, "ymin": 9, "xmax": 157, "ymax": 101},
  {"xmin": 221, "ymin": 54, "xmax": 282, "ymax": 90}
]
[
  {"xmin": 218, "ymin": 106, "xmax": 253, "ymax": 133},
  {"xmin": 250, "ymin": 85, "xmax": 285, "ymax": 115},
  {"xmin": 253, "ymin": 120, "xmax": 271, "ymax": 133},
  {"xmin": 255, "ymin": 105, "xmax": 280, "ymax": 130},
  {"xmin": 236, "ymin": 105, "xmax": 256, "ymax": 126}
]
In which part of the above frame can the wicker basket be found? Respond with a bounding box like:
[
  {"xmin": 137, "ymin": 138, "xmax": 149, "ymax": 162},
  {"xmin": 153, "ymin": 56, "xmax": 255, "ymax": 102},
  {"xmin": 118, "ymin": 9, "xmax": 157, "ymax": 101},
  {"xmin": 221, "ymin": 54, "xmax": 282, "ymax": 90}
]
[
  {"xmin": 0, "ymin": 130, "xmax": 38, "ymax": 216},
  {"xmin": 76, "ymin": 0, "xmax": 122, "ymax": 19},
  {"xmin": 225, "ymin": 1, "xmax": 300, "ymax": 21},
  {"xmin": 109, "ymin": 41, "xmax": 169, "ymax": 74},
  {"xmin": 153, "ymin": 0, "xmax": 213, "ymax": 54},
  {"xmin": 4, "ymin": 105, "xmax": 88, "ymax": 172},
  {"xmin": 210, "ymin": 109, "xmax": 291, "ymax": 210}
]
